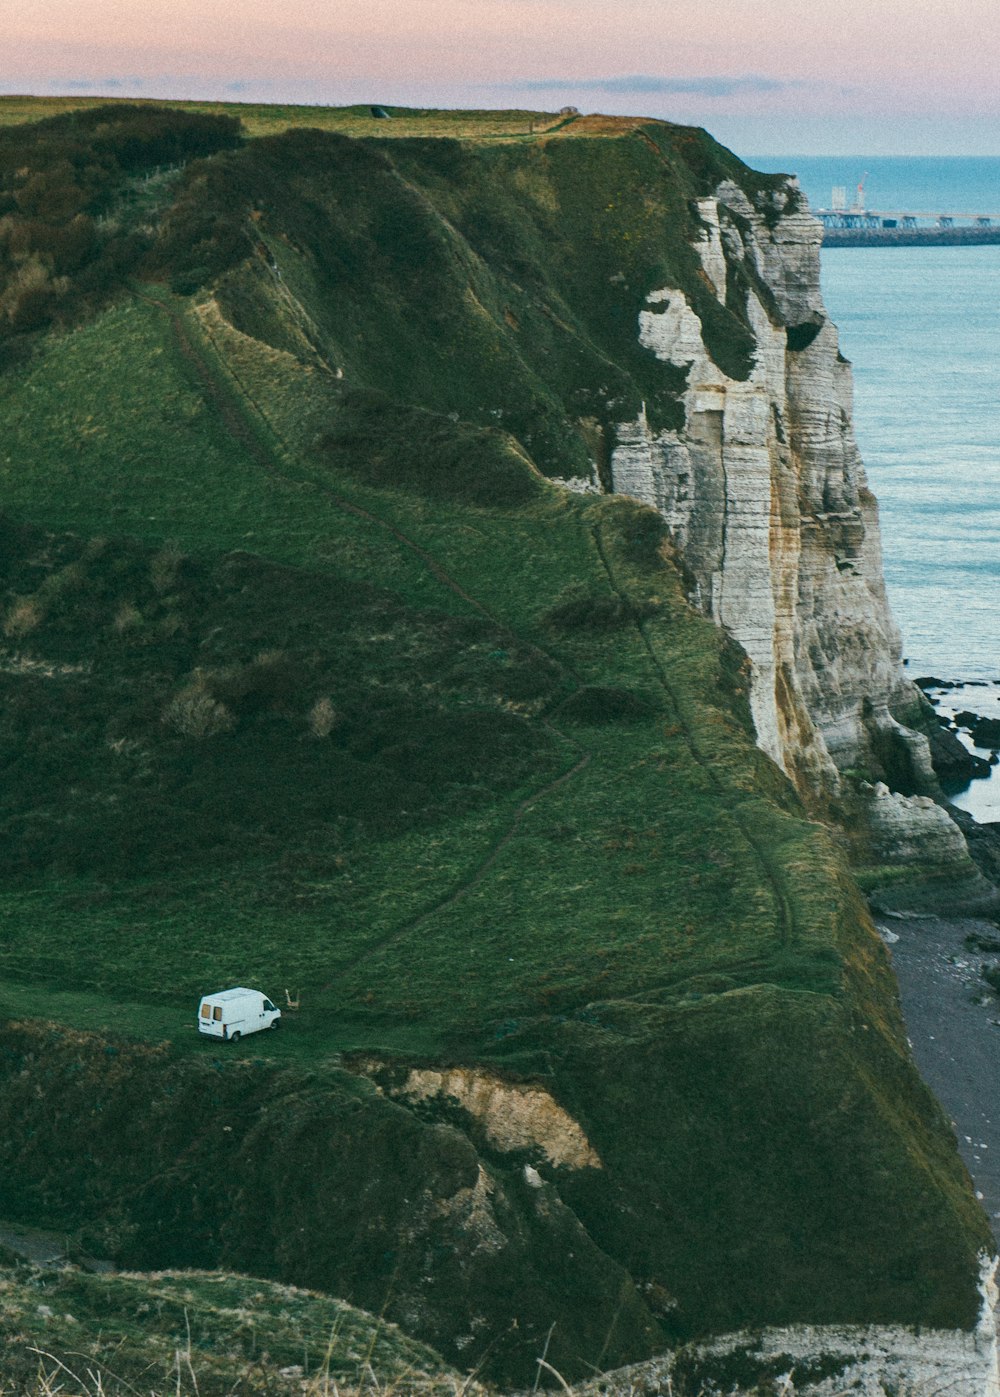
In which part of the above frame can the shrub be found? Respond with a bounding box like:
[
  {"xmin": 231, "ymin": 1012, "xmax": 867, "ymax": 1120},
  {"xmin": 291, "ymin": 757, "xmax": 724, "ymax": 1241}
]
[
  {"xmin": 545, "ymin": 590, "xmax": 650, "ymax": 632},
  {"xmin": 88, "ymin": 108, "xmax": 242, "ymax": 171},
  {"xmin": 3, "ymin": 597, "xmax": 44, "ymax": 638},
  {"xmin": 308, "ymin": 696, "xmax": 338, "ymax": 738},
  {"xmin": 207, "ymin": 650, "xmax": 303, "ymax": 716},
  {"xmin": 112, "ymin": 601, "xmax": 143, "ymax": 634},
  {"xmin": 7, "ymin": 283, "xmax": 58, "ymax": 332},
  {"xmin": 0, "ymin": 257, "xmax": 49, "ymax": 322},
  {"xmin": 149, "ymin": 540, "xmax": 186, "ymax": 595},
  {"xmin": 601, "ymin": 497, "xmax": 670, "ymax": 569},
  {"xmin": 0, "ymin": 106, "xmax": 243, "ymax": 348},
  {"xmin": 555, "ymin": 685, "xmax": 655, "ymax": 724},
  {"xmin": 162, "ymin": 684, "xmax": 235, "ymax": 739},
  {"xmin": 14, "ymin": 161, "xmax": 88, "ymax": 221},
  {"xmin": 320, "ymin": 393, "xmax": 541, "ymax": 508}
]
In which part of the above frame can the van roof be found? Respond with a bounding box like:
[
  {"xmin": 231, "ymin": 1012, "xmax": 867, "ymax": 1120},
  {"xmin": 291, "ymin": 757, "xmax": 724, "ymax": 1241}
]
[{"xmin": 201, "ymin": 987, "xmax": 257, "ymax": 1002}]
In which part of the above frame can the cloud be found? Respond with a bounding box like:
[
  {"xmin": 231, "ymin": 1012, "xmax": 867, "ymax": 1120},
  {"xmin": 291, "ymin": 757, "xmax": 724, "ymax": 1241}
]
[
  {"xmin": 63, "ymin": 76, "xmax": 145, "ymax": 91},
  {"xmin": 507, "ymin": 74, "xmax": 796, "ymax": 97}
]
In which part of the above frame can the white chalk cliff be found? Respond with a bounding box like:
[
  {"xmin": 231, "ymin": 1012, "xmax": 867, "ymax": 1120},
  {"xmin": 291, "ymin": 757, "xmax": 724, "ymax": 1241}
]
[{"xmin": 610, "ymin": 182, "xmax": 941, "ymax": 824}]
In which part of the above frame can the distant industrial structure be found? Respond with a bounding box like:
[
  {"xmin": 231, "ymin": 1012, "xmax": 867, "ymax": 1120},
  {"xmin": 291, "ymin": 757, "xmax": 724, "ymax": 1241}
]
[{"xmin": 816, "ymin": 175, "xmax": 996, "ymax": 231}]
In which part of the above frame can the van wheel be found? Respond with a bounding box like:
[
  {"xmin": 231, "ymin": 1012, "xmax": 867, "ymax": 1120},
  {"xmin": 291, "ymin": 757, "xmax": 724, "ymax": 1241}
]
[
  {"xmin": 229, "ymin": 1031, "xmax": 241, "ymax": 1043},
  {"xmin": 271, "ymin": 1019, "xmax": 281, "ymax": 1030}
]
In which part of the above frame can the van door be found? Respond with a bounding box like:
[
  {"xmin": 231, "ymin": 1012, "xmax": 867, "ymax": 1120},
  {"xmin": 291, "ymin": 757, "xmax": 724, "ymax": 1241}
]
[{"xmin": 199, "ymin": 1003, "xmax": 223, "ymax": 1035}]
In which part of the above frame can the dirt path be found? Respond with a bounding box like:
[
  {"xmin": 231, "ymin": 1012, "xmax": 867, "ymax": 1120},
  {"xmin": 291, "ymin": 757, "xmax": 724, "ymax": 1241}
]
[{"xmin": 881, "ymin": 911, "xmax": 1000, "ymax": 1238}]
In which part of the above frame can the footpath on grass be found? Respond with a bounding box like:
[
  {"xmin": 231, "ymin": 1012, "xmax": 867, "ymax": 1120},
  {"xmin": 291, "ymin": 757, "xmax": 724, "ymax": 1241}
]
[{"xmin": 145, "ymin": 282, "xmax": 798, "ymax": 982}]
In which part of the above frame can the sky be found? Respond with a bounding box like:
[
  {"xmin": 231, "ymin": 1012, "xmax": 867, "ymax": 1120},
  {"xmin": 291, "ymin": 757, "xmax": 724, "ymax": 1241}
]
[{"xmin": 6, "ymin": 0, "xmax": 1000, "ymax": 156}]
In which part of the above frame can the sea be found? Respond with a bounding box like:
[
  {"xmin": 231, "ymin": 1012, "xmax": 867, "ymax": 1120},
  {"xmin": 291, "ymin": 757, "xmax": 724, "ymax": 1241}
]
[{"xmin": 747, "ymin": 157, "xmax": 1000, "ymax": 819}]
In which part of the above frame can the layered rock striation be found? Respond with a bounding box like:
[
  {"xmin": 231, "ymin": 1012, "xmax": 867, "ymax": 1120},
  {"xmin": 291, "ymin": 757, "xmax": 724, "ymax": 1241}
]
[{"xmin": 610, "ymin": 183, "xmax": 932, "ymax": 810}]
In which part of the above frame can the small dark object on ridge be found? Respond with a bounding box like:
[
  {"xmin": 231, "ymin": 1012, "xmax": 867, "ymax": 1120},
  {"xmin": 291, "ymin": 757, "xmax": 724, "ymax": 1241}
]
[{"xmin": 371, "ymin": 106, "xmax": 392, "ymax": 119}]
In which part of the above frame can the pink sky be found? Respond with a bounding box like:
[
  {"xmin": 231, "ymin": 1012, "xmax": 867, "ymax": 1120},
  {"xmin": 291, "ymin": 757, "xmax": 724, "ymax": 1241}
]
[{"xmin": 6, "ymin": 0, "xmax": 1000, "ymax": 154}]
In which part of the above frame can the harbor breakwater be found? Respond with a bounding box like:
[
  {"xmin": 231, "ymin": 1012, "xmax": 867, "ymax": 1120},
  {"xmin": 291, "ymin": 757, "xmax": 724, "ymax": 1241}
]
[{"xmin": 824, "ymin": 226, "xmax": 1000, "ymax": 249}]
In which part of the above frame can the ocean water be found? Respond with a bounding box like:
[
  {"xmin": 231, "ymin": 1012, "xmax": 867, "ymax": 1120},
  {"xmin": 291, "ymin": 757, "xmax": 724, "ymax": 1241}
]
[
  {"xmin": 747, "ymin": 155, "xmax": 1000, "ymax": 221},
  {"xmin": 750, "ymin": 158, "xmax": 1000, "ymax": 817},
  {"xmin": 820, "ymin": 243, "xmax": 1000, "ymax": 683}
]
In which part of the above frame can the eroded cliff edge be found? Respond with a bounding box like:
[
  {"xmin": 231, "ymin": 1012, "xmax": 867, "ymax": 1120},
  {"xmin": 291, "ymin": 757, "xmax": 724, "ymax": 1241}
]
[
  {"xmin": 609, "ymin": 184, "xmax": 903, "ymax": 792},
  {"xmin": 605, "ymin": 175, "xmax": 992, "ymax": 904},
  {"xmin": 0, "ymin": 106, "xmax": 993, "ymax": 1383}
]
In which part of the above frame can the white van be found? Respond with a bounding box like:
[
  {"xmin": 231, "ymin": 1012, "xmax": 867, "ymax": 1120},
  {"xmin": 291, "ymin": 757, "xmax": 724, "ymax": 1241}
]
[{"xmin": 198, "ymin": 987, "xmax": 281, "ymax": 1042}]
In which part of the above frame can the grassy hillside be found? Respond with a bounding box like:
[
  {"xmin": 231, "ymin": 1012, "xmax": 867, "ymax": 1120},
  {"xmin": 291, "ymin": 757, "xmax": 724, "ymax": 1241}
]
[
  {"xmin": 0, "ymin": 101, "xmax": 989, "ymax": 1381},
  {"xmin": 0, "ymin": 95, "xmax": 570, "ymax": 139},
  {"xmin": 0, "ymin": 94, "xmax": 756, "ymax": 145},
  {"xmin": 0, "ymin": 1259, "xmax": 460, "ymax": 1395}
]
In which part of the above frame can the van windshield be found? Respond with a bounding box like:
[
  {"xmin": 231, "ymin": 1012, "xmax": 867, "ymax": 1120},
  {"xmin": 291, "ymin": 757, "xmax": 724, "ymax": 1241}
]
[{"xmin": 263, "ymin": 1000, "xmax": 276, "ymax": 1012}]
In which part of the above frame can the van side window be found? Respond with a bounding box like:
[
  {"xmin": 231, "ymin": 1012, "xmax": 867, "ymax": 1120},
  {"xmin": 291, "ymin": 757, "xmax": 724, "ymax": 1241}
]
[
  {"xmin": 263, "ymin": 1000, "xmax": 276, "ymax": 1012},
  {"xmin": 201, "ymin": 1004, "xmax": 211, "ymax": 1019},
  {"xmin": 213, "ymin": 1006, "xmax": 223, "ymax": 1021}
]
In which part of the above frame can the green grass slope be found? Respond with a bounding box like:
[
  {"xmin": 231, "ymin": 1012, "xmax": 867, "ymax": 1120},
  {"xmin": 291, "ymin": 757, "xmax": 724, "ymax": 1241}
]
[
  {"xmin": 0, "ymin": 1260, "xmax": 460, "ymax": 1395},
  {"xmin": 0, "ymin": 103, "xmax": 989, "ymax": 1380}
]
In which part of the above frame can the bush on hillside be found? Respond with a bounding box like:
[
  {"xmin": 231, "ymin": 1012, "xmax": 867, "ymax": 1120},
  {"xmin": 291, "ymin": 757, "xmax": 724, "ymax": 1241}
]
[
  {"xmin": 555, "ymin": 684, "xmax": 655, "ymax": 724},
  {"xmin": 0, "ymin": 105, "xmax": 243, "ymax": 342},
  {"xmin": 545, "ymin": 589, "xmax": 658, "ymax": 633},
  {"xmin": 319, "ymin": 392, "xmax": 542, "ymax": 507},
  {"xmin": 600, "ymin": 496, "xmax": 671, "ymax": 569},
  {"xmin": 0, "ymin": 520, "xmax": 561, "ymax": 881},
  {"xmin": 152, "ymin": 163, "xmax": 251, "ymax": 293},
  {"xmin": 162, "ymin": 684, "xmax": 236, "ymax": 739}
]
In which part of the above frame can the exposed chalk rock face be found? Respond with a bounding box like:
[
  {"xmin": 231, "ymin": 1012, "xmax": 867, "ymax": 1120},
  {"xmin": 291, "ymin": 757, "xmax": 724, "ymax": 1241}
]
[
  {"xmin": 862, "ymin": 781, "xmax": 972, "ymax": 866},
  {"xmin": 582, "ymin": 1254, "xmax": 1000, "ymax": 1397},
  {"xmin": 548, "ymin": 471, "xmax": 602, "ymax": 496},
  {"xmin": 858, "ymin": 782, "xmax": 1000, "ymax": 911},
  {"xmin": 429, "ymin": 1163, "xmax": 507, "ymax": 1256},
  {"xmin": 585, "ymin": 1320, "xmax": 1000, "ymax": 1396},
  {"xmin": 611, "ymin": 180, "xmax": 935, "ymax": 811},
  {"xmin": 354, "ymin": 1060, "xmax": 602, "ymax": 1170}
]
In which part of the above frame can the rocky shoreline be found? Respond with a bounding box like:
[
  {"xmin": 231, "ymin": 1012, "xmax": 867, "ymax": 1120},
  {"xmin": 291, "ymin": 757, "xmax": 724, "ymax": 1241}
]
[
  {"xmin": 918, "ymin": 676, "xmax": 1000, "ymax": 758},
  {"xmin": 886, "ymin": 909, "xmax": 1000, "ymax": 1238}
]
